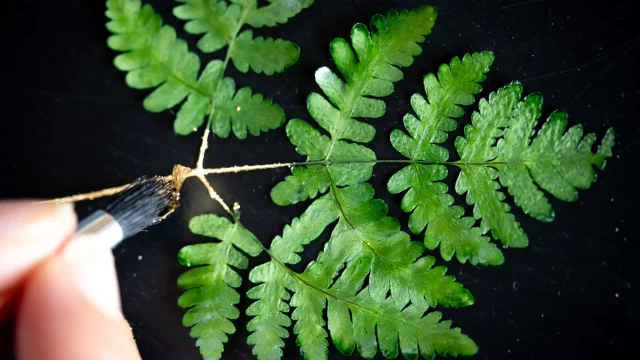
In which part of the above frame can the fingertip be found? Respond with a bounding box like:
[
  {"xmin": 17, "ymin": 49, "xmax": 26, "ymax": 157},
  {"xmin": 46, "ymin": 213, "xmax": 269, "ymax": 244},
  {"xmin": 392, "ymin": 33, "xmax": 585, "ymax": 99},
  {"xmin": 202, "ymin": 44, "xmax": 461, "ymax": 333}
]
[
  {"xmin": 0, "ymin": 201, "xmax": 76, "ymax": 238},
  {"xmin": 0, "ymin": 201, "xmax": 77, "ymax": 291},
  {"xmin": 16, "ymin": 255, "xmax": 140, "ymax": 360}
]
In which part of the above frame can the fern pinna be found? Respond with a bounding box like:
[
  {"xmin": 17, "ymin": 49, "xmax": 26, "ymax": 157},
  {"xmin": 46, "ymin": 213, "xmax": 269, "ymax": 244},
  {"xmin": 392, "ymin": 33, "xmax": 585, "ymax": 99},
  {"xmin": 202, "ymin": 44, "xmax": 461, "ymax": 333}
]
[
  {"xmin": 389, "ymin": 76, "xmax": 613, "ymax": 266},
  {"xmin": 106, "ymin": 0, "xmax": 312, "ymax": 138},
  {"xmin": 105, "ymin": 1, "xmax": 614, "ymax": 360}
]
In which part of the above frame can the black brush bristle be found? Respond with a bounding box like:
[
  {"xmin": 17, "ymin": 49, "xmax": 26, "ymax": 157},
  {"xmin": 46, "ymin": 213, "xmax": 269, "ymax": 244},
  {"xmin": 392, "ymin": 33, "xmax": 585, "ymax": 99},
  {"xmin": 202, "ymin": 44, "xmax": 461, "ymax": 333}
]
[{"xmin": 105, "ymin": 176, "xmax": 176, "ymax": 239}]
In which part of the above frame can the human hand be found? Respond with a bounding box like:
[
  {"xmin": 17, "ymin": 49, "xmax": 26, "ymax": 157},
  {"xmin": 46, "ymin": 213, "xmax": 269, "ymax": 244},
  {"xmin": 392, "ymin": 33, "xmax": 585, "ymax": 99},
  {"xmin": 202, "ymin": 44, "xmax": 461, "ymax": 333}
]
[{"xmin": 0, "ymin": 201, "xmax": 141, "ymax": 360}]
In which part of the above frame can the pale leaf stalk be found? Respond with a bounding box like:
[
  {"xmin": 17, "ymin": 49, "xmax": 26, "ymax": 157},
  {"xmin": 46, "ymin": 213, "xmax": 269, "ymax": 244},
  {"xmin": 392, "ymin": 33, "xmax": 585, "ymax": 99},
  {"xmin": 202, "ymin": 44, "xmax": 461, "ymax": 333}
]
[
  {"xmin": 193, "ymin": 0, "xmax": 255, "ymax": 216},
  {"xmin": 44, "ymin": 157, "xmax": 565, "ymax": 205}
]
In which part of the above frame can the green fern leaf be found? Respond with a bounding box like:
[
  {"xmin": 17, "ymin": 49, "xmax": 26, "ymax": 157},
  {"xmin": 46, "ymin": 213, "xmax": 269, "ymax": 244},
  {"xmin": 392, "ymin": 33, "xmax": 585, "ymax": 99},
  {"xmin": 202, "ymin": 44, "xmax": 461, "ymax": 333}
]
[
  {"xmin": 231, "ymin": 30, "xmax": 300, "ymax": 75},
  {"xmin": 106, "ymin": 0, "xmax": 286, "ymax": 137},
  {"xmin": 246, "ymin": 262, "xmax": 296, "ymax": 360},
  {"xmin": 107, "ymin": 0, "xmax": 201, "ymax": 112},
  {"xmin": 302, "ymin": 183, "xmax": 475, "ymax": 310},
  {"xmin": 209, "ymin": 78, "xmax": 286, "ymax": 138},
  {"xmin": 246, "ymin": 0, "xmax": 314, "ymax": 28},
  {"xmin": 271, "ymin": 118, "xmax": 376, "ymax": 205},
  {"xmin": 178, "ymin": 215, "xmax": 263, "ymax": 360},
  {"xmin": 492, "ymin": 91, "xmax": 553, "ymax": 221},
  {"xmin": 108, "ymin": 1, "xmax": 613, "ymax": 359},
  {"xmin": 247, "ymin": 196, "xmax": 339, "ymax": 359},
  {"xmin": 173, "ymin": 0, "xmax": 238, "ymax": 53},
  {"xmin": 455, "ymin": 83, "xmax": 530, "ymax": 247},
  {"xmin": 173, "ymin": 60, "xmax": 285, "ymax": 137},
  {"xmin": 455, "ymin": 82, "xmax": 614, "ymax": 246},
  {"xmin": 174, "ymin": 0, "xmax": 308, "ymax": 74},
  {"xmin": 252, "ymin": 183, "xmax": 475, "ymax": 360},
  {"xmin": 388, "ymin": 51, "xmax": 504, "ymax": 266},
  {"xmin": 271, "ymin": 165, "xmax": 330, "ymax": 206},
  {"xmin": 324, "ymin": 274, "xmax": 476, "ymax": 360},
  {"xmin": 271, "ymin": 6, "xmax": 438, "ymax": 206}
]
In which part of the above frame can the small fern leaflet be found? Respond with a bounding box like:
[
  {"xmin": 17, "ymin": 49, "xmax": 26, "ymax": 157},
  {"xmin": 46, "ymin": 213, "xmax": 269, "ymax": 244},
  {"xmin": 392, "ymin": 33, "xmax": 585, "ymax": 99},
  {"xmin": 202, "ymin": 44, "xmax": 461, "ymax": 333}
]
[
  {"xmin": 388, "ymin": 51, "xmax": 504, "ymax": 266},
  {"xmin": 455, "ymin": 82, "xmax": 614, "ymax": 246},
  {"xmin": 178, "ymin": 215, "xmax": 263, "ymax": 360},
  {"xmin": 106, "ymin": 0, "xmax": 301, "ymax": 137},
  {"xmin": 174, "ymin": 0, "xmax": 309, "ymax": 74},
  {"xmin": 271, "ymin": 6, "xmax": 438, "ymax": 206}
]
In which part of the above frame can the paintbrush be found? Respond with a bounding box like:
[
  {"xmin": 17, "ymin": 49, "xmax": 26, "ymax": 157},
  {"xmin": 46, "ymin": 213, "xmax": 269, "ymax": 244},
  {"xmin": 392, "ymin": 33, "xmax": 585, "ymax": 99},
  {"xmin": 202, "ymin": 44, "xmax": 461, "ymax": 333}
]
[{"xmin": 75, "ymin": 175, "xmax": 178, "ymax": 248}]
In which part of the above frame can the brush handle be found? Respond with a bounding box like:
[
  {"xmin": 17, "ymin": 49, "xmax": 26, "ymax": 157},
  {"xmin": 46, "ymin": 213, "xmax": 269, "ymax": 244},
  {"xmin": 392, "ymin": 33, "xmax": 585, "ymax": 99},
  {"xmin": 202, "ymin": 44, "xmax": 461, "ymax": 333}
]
[{"xmin": 76, "ymin": 210, "xmax": 124, "ymax": 249}]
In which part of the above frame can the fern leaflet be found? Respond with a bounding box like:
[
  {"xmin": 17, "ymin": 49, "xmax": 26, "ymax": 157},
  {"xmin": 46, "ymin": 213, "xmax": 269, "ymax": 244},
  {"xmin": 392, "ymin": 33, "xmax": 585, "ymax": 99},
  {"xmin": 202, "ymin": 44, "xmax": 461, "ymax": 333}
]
[
  {"xmin": 454, "ymin": 82, "xmax": 614, "ymax": 246},
  {"xmin": 388, "ymin": 51, "xmax": 504, "ymax": 266},
  {"xmin": 174, "ymin": 0, "xmax": 307, "ymax": 74},
  {"xmin": 178, "ymin": 215, "xmax": 263, "ymax": 360},
  {"xmin": 271, "ymin": 6, "xmax": 438, "ymax": 205},
  {"xmin": 106, "ymin": 0, "xmax": 309, "ymax": 137},
  {"xmin": 246, "ymin": 0, "xmax": 315, "ymax": 28}
]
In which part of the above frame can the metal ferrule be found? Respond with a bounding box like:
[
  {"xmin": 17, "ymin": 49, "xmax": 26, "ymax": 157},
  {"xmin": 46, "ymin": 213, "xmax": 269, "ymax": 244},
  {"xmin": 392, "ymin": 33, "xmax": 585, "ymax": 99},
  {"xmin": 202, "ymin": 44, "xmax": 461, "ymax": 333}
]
[{"xmin": 76, "ymin": 210, "xmax": 124, "ymax": 248}]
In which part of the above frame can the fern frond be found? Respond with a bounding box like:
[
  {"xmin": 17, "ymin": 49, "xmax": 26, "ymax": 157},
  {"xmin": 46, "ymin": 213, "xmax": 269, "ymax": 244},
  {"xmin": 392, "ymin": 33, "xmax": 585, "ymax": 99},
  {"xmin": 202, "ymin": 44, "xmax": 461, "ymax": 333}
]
[
  {"xmin": 251, "ymin": 8, "xmax": 476, "ymax": 359},
  {"xmin": 272, "ymin": 6, "xmax": 438, "ymax": 206},
  {"xmin": 174, "ymin": 0, "xmax": 308, "ymax": 74},
  {"xmin": 178, "ymin": 215, "xmax": 263, "ymax": 360},
  {"xmin": 106, "ymin": 0, "xmax": 285, "ymax": 137},
  {"xmin": 388, "ymin": 51, "xmax": 504, "ymax": 266},
  {"xmin": 454, "ymin": 82, "xmax": 614, "ymax": 243}
]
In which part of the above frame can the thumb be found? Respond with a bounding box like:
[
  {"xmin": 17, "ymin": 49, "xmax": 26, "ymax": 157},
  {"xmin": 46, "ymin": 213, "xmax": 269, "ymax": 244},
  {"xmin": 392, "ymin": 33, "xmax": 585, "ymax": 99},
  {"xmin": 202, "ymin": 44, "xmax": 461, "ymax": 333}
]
[{"xmin": 15, "ymin": 236, "xmax": 141, "ymax": 360}]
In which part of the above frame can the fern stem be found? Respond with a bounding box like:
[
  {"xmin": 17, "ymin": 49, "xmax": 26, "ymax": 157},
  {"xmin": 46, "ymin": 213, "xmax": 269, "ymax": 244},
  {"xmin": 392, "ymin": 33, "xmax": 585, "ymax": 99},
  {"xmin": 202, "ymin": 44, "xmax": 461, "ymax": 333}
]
[
  {"xmin": 196, "ymin": 125, "xmax": 211, "ymax": 170},
  {"xmin": 44, "ymin": 158, "xmax": 549, "ymax": 204},
  {"xmin": 193, "ymin": 0, "xmax": 254, "ymax": 218}
]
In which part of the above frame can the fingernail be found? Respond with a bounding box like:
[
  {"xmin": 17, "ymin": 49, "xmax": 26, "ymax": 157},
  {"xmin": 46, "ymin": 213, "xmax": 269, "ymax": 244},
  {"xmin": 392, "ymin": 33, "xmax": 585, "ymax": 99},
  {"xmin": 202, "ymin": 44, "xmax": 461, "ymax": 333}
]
[
  {"xmin": 61, "ymin": 235, "xmax": 122, "ymax": 319},
  {"xmin": 0, "ymin": 201, "xmax": 75, "ymax": 237}
]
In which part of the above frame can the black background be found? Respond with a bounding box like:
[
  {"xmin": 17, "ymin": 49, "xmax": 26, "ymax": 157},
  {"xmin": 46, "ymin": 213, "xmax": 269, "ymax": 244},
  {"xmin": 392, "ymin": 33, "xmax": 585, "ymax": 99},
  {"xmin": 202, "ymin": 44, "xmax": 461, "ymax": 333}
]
[{"xmin": 2, "ymin": 0, "xmax": 639, "ymax": 359}]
